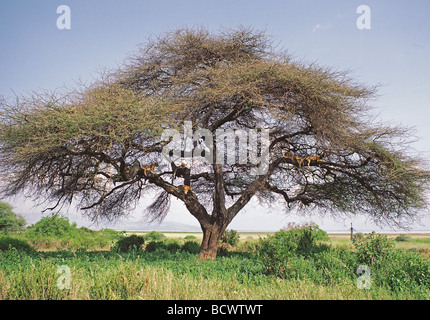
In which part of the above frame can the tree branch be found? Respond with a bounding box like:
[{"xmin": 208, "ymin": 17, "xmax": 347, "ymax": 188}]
[{"xmin": 146, "ymin": 174, "xmax": 212, "ymax": 226}]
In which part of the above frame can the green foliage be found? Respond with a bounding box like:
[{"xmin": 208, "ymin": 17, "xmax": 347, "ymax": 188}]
[
  {"xmin": 352, "ymin": 232, "xmax": 395, "ymax": 265},
  {"xmin": 181, "ymin": 241, "xmax": 200, "ymax": 254},
  {"xmin": 395, "ymin": 234, "xmax": 411, "ymax": 242},
  {"xmin": 282, "ymin": 222, "xmax": 329, "ymax": 241},
  {"xmin": 221, "ymin": 229, "xmax": 240, "ymax": 246},
  {"xmin": 21, "ymin": 214, "xmax": 119, "ymax": 250},
  {"xmin": 0, "ymin": 202, "xmax": 26, "ymax": 233},
  {"xmin": 255, "ymin": 225, "xmax": 330, "ymax": 277},
  {"xmin": 184, "ymin": 235, "xmax": 197, "ymax": 240},
  {"xmin": 351, "ymin": 232, "xmax": 430, "ymax": 291},
  {"xmin": 1, "ymin": 232, "xmax": 430, "ymax": 299},
  {"xmin": 255, "ymin": 228, "xmax": 430, "ymax": 295},
  {"xmin": 0, "ymin": 236, "xmax": 34, "ymax": 253},
  {"xmin": 267, "ymin": 246, "xmax": 358, "ymax": 285},
  {"xmin": 371, "ymin": 248, "xmax": 430, "ymax": 292},
  {"xmin": 352, "ymin": 232, "xmax": 364, "ymax": 241},
  {"xmin": 144, "ymin": 241, "xmax": 166, "ymax": 253},
  {"xmin": 1, "ymin": 222, "xmax": 429, "ymax": 299},
  {"xmin": 144, "ymin": 239, "xmax": 182, "ymax": 254},
  {"xmin": 113, "ymin": 235, "xmax": 145, "ymax": 252},
  {"xmin": 144, "ymin": 238, "xmax": 201, "ymax": 255},
  {"xmin": 164, "ymin": 239, "xmax": 181, "ymax": 252},
  {"xmin": 27, "ymin": 213, "xmax": 77, "ymax": 238},
  {"xmin": 144, "ymin": 231, "xmax": 165, "ymax": 241}
]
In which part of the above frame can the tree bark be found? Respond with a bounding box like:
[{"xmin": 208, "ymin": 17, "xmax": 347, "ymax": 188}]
[{"xmin": 198, "ymin": 222, "xmax": 227, "ymax": 260}]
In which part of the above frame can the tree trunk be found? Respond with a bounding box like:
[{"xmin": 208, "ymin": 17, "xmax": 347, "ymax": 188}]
[{"xmin": 198, "ymin": 222, "xmax": 227, "ymax": 260}]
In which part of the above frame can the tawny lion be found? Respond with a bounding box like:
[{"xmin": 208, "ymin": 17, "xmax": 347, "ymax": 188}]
[
  {"xmin": 305, "ymin": 154, "xmax": 323, "ymax": 167},
  {"xmin": 283, "ymin": 151, "xmax": 304, "ymax": 168},
  {"xmin": 173, "ymin": 162, "xmax": 187, "ymax": 179},
  {"xmin": 178, "ymin": 185, "xmax": 193, "ymax": 195},
  {"xmin": 141, "ymin": 163, "xmax": 157, "ymax": 175}
]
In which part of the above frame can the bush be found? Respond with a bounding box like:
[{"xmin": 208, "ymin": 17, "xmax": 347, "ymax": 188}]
[
  {"xmin": 100, "ymin": 228, "xmax": 120, "ymax": 236},
  {"xmin": 352, "ymin": 232, "xmax": 364, "ymax": 242},
  {"xmin": 78, "ymin": 227, "xmax": 96, "ymax": 235},
  {"xmin": 144, "ymin": 241, "xmax": 166, "ymax": 253},
  {"xmin": 0, "ymin": 236, "xmax": 34, "ymax": 253},
  {"xmin": 144, "ymin": 231, "xmax": 165, "ymax": 241},
  {"xmin": 256, "ymin": 231, "xmax": 297, "ymax": 276},
  {"xmin": 144, "ymin": 238, "xmax": 185, "ymax": 254},
  {"xmin": 113, "ymin": 235, "xmax": 145, "ymax": 252},
  {"xmin": 371, "ymin": 247, "xmax": 430, "ymax": 291},
  {"xmin": 221, "ymin": 229, "xmax": 240, "ymax": 246},
  {"xmin": 184, "ymin": 235, "xmax": 197, "ymax": 240},
  {"xmin": 26, "ymin": 214, "xmax": 77, "ymax": 238},
  {"xmin": 349, "ymin": 232, "xmax": 430, "ymax": 292},
  {"xmin": 256, "ymin": 234, "xmax": 357, "ymax": 283},
  {"xmin": 395, "ymin": 234, "xmax": 411, "ymax": 242},
  {"xmin": 0, "ymin": 202, "xmax": 26, "ymax": 233},
  {"xmin": 181, "ymin": 241, "xmax": 200, "ymax": 254},
  {"xmin": 282, "ymin": 222, "xmax": 329, "ymax": 242},
  {"xmin": 352, "ymin": 232, "xmax": 394, "ymax": 265},
  {"xmin": 164, "ymin": 239, "xmax": 181, "ymax": 252},
  {"xmin": 256, "ymin": 225, "xmax": 330, "ymax": 277},
  {"xmin": 310, "ymin": 247, "xmax": 358, "ymax": 285},
  {"xmin": 22, "ymin": 215, "xmax": 120, "ymax": 251}
]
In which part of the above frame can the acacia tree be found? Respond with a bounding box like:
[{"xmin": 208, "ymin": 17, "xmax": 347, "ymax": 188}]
[{"xmin": 0, "ymin": 27, "xmax": 429, "ymax": 259}]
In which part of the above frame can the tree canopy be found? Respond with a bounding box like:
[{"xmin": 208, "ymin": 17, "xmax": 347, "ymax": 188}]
[{"xmin": 0, "ymin": 27, "xmax": 428, "ymax": 259}]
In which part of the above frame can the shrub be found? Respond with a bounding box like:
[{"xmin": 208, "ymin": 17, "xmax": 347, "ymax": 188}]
[
  {"xmin": 352, "ymin": 232, "xmax": 364, "ymax": 242},
  {"xmin": 256, "ymin": 225, "xmax": 330, "ymax": 277},
  {"xmin": 352, "ymin": 232, "xmax": 394, "ymax": 265},
  {"xmin": 164, "ymin": 239, "xmax": 181, "ymax": 252},
  {"xmin": 256, "ymin": 230, "xmax": 298, "ymax": 276},
  {"xmin": 395, "ymin": 234, "xmax": 411, "ymax": 242},
  {"xmin": 350, "ymin": 232, "xmax": 430, "ymax": 292},
  {"xmin": 0, "ymin": 202, "xmax": 26, "ymax": 233},
  {"xmin": 78, "ymin": 227, "xmax": 96, "ymax": 235},
  {"xmin": 113, "ymin": 235, "xmax": 145, "ymax": 252},
  {"xmin": 237, "ymin": 239, "xmax": 259, "ymax": 253},
  {"xmin": 0, "ymin": 236, "xmax": 34, "ymax": 253},
  {"xmin": 26, "ymin": 214, "xmax": 77, "ymax": 238},
  {"xmin": 184, "ymin": 235, "xmax": 197, "ymax": 240},
  {"xmin": 22, "ymin": 215, "xmax": 120, "ymax": 251},
  {"xmin": 144, "ymin": 238, "xmax": 184, "ymax": 253},
  {"xmin": 371, "ymin": 247, "xmax": 430, "ymax": 291},
  {"xmin": 144, "ymin": 231, "xmax": 165, "ymax": 241},
  {"xmin": 311, "ymin": 247, "xmax": 358, "ymax": 285},
  {"xmin": 144, "ymin": 241, "xmax": 166, "ymax": 253},
  {"xmin": 181, "ymin": 241, "xmax": 200, "ymax": 254},
  {"xmin": 221, "ymin": 229, "xmax": 240, "ymax": 246},
  {"xmin": 282, "ymin": 222, "xmax": 329, "ymax": 241},
  {"xmin": 256, "ymin": 235, "xmax": 357, "ymax": 283}
]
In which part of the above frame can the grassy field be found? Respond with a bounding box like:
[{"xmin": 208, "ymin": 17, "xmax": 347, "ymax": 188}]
[
  {"xmin": 126, "ymin": 231, "xmax": 430, "ymax": 261},
  {"xmin": 327, "ymin": 233, "xmax": 430, "ymax": 258},
  {"xmin": 127, "ymin": 231, "xmax": 273, "ymax": 241},
  {"xmin": 131, "ymin": 231, "xmax": 430, "ymax": 252},
  {"xmin": 1, "ymin": 229, "xmax": 430, "ymax": 300},
  {"xmin": 1, "ymin": 247, "xmax": 427, "ymax": 300}
]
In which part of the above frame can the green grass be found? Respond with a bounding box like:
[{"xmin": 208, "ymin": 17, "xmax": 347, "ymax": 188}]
[
  {"xmin": 327, "ymin": 234, "xmax": 430, "ymax": 258},
  {"xmin": 2, "ymin": 249, "xmax": 427, "ymax": 300},
  {"xmin": 1, "ymin": 230, "xmax": 430, "ymax": 300}
]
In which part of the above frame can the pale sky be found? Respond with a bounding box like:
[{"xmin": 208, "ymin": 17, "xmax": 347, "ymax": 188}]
[{"xmin": 1, "ymin": 0, "xmax": 429, "ymax": 232}]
